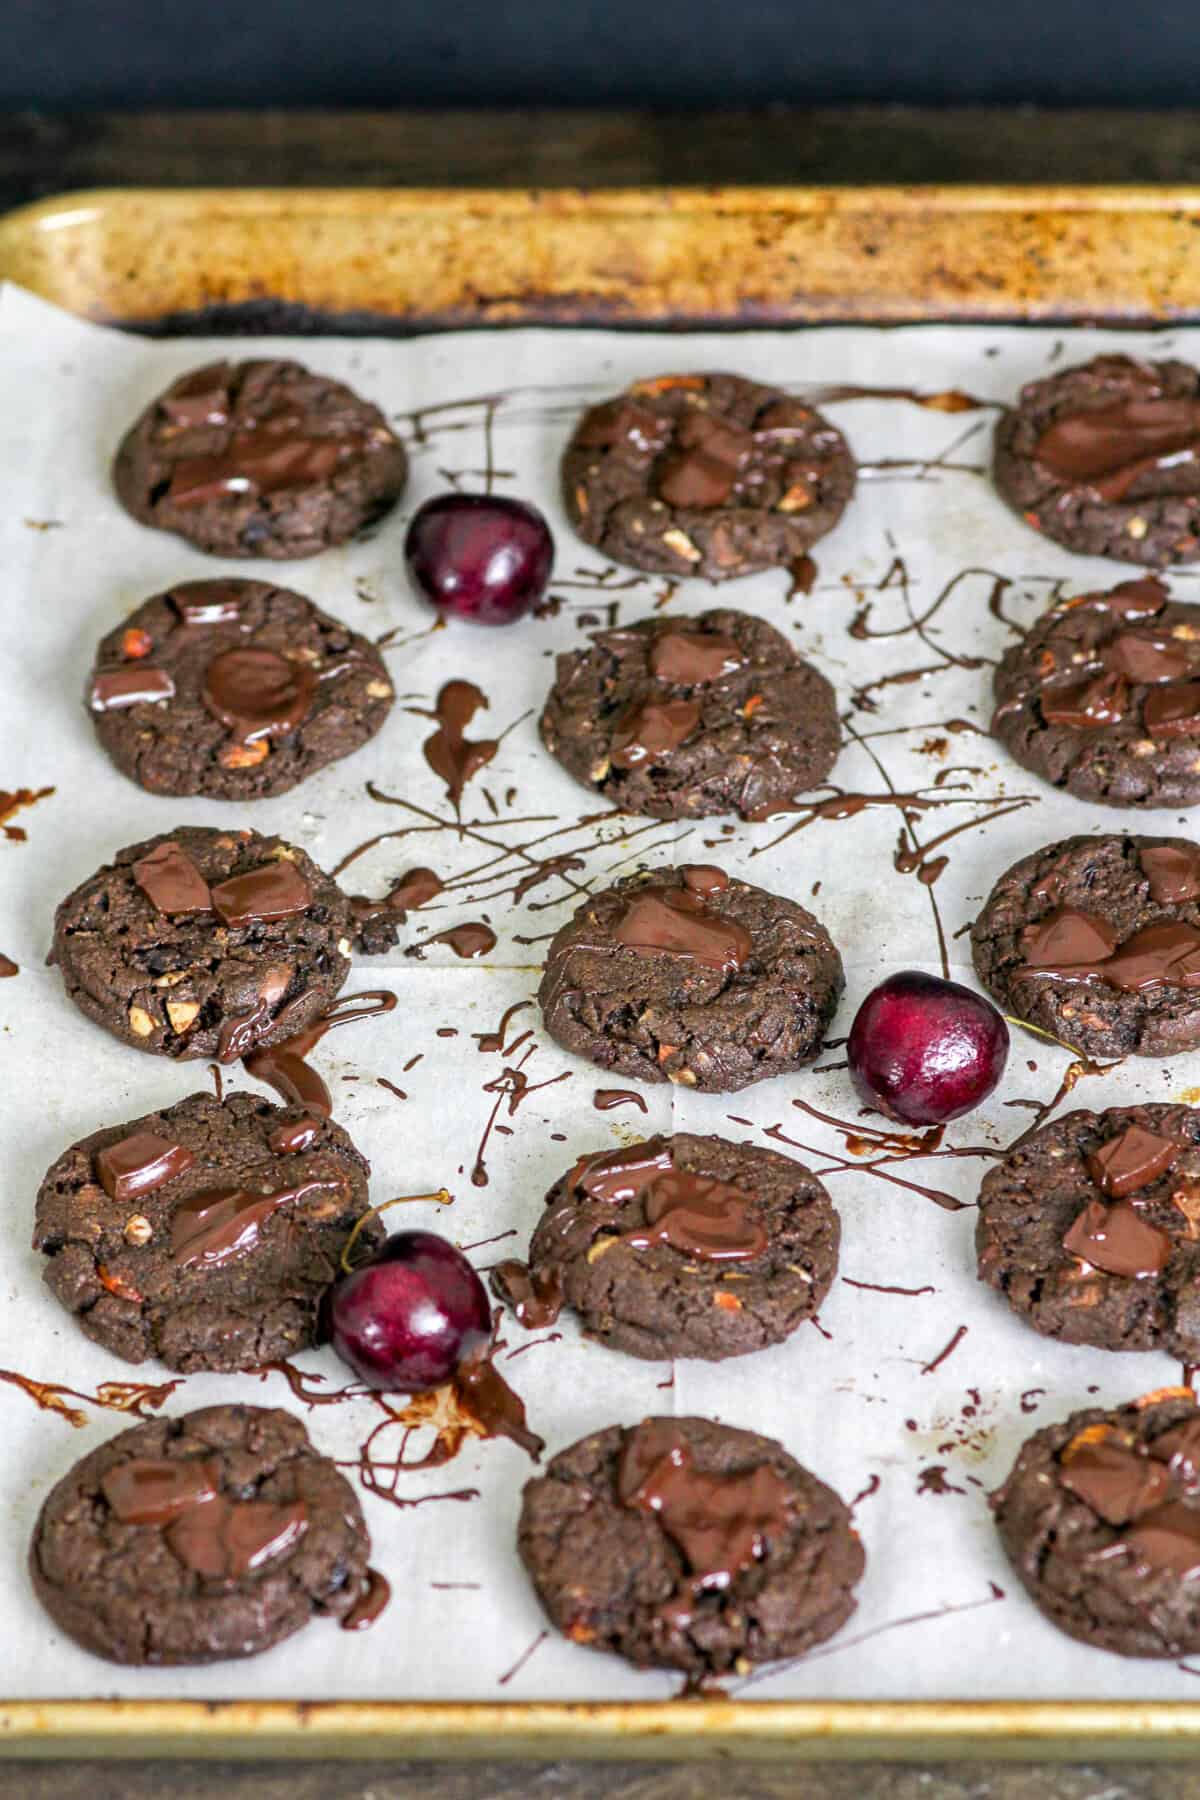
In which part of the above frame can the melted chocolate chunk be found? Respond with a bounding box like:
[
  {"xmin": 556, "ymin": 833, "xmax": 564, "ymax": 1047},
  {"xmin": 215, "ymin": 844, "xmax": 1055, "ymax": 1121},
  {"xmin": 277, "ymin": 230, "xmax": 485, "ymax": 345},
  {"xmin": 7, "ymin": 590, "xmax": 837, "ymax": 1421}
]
[
  {"xmin": 617, "ymin": 1420, "xmax": 793, "ymax": 1588},
  {"xmin": 1142, "ymin": 842, "xmax": 1200, "ymax": 904},
  {"xmin": 1153, "ymin": 1418, "xmax": 1200, "ymax": 1487},
  {"xmin": 1122, "ymin": 1500, "xmax": 1200, "ymax": 1579},
  {"xmin": 1034, "ymin": 395, "xmax": 1200, "ymax": 503},
  {"xmin": 1102, "ymin": 632, "xmax": 1193, "ymax": 683},
  {"xmin": 1019, "ymin": 908, "xmax": 1122, "ymax": 969},
  {"xmin": 657, "ymin": 410, "xmax": 754, "ymax": 510},
  {"xmin": 1104, "ymin": 922, "xmax": 1200, "ymax": 992},
  {"xmin": 423, "ymin": 680, "xmax": 497, "ymax": 807},
  {"xmin": 1062, "ymin": 1198, "xmax": 1172, "ymax": 1278},
  {"xmin": 159, "ymin": 363, "xmax": 232, "ymax": 429},
  {"xmin": 1087, "ymin": 1124, "xmax": 1180, "ymax": 1198},
  {"xmin": 1059, "ymin": 1436, "xmax": 1171, "ymax": 1525},
  {"xmin": 570, "ymin": 1139, "xmax": 676, "ymax": 1204},
  {"xmin": 1145, "ymin": 682, "xmax": 1200, "ymax": 738},
  {"xmin": 89, "ymin": 668, "xmax": 175, "ymax": 711},
  {"xmin": 209, "ymin": 861, "xmax": 313, "ymax": 928},
  {"xmin": 1040, "ymin": 671, "xmax": 1129, "ymax": 729},
  {"xmin": 167, "ymin": 580, "xmax": 245, "ymax": 626},
  {"xmin": 648, "ymin": 629, "xmax": 745, "ymax": 684},
  {"xmin": 609, "ymin": 696, "xmax": 701, "ymax": 770},
  {"xmin": 170, "ymin": 1177, "xmax": 343, "ymax": 1269},
  {"xmin": 612, "ymin": 885, "xmax": 751, "ymax": 973},
  {"xmin": 201, "ymin": 647, "xmax": 318, "ymax": 744},
  {"xmin": 619, "ymin": 1167, "xmax": 767, "ymax": 1262},
  {"xmin": 132, "ymin": 841, "xmax": 212, "ymax": 917},
  {"xmin": 100, "ymin": 1457, "xmax": 220, "ymax": 1526},
  {"xmin": 96, "ymin": 1131, "xmax": 197, "ymax": 1202},
  {"xmin": 164, "ymin": 1495, "xmax": 308, "ymax": 1578}
]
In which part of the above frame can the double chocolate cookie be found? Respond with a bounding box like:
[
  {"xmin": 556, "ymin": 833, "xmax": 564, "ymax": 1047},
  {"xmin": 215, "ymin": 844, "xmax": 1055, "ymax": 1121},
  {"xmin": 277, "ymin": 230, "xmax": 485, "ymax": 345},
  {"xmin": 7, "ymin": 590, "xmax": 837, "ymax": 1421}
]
[
  {"xmin": 34, "ymin": 1091, "xmax": 384, "ymax": 1371},
  {"xmin": 971, "ymin": 833, "xmax": 1200, "ymax": 1058},
  {"xmin": 992, "ymin": 1391, "xmax": 1200, "ymax": 1657},
  {"xmin": 538, "ymin": 864, "xmax": 844, "ymax": 1093},
  {"xmin": 518, "ymin": 1415, "xmax": 863, "ymax": 1676},
  {"xmin": 52, "ymin": 826, "xmax": 352, "ymax": 1061},
  {"xmin": 993, "ymin": 575, "xmax": 1200, "ymax": 807},
  {"xmin": 994, "ymin": 353, "xmax": 1200, "ymax": 567},
  {"xmin": 977, "ymin": 1104, "xmax": 1200, "ymax": 1358},
  {"xmin": 562, "ymin": 373, "xmax": 855, "ymax": 582},
  {"xmin": 114, "ymin": 359, "xmax": 408, "ymax": 559},
  {"xmin": 30, "ymin": 1404, "xmax": 374, "ymax": 1664},
  {"xmin": 87, "ymin": 578, "xmax": 394, "ymax": 800},
  {"xmin": 539, "ymin": 608, "xmax": 840, "ymax": 819},
  {"xmin": 492, "ymin": 1132, "xmax": 839, "ymax": 1361}
]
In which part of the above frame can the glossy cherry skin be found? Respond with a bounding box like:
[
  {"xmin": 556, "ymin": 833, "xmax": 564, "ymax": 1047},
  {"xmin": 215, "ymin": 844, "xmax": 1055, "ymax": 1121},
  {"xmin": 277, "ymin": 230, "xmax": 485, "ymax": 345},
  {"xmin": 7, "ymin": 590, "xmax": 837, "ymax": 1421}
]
[
  {"xmin": 847, "ymin": 970, "xmax": 1009, "ymax": 1126},
  {"xmin": 329, "ymin": 1229, "xmax": 491, "ymax": 1391},
  {"xmin": 404, "ymin": 493, "xmax": 554, "ymax": 625}
]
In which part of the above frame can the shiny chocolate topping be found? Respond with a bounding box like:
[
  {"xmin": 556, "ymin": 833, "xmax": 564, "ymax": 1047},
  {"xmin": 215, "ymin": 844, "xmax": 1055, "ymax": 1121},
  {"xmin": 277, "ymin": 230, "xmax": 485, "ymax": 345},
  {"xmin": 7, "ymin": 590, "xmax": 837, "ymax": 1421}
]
[
  {"xmin": 679, "ymin": 864, "xmax": 730, "ymax": 896},
  {"xmin": 1104, "ymin": 922, "xmax": 1200, "ymax": 992},
  {"xmin": 612, "ymin": 880, "xmax": 751, "ymax": 974},
  {"xmin": 1018, "ymin": 908, "xmax": 1121, "ymax": 969},
  {"xmin": 610, "ymin": 696, "xmax": 701, "ymax": 770},
  {"xmin": 619, "ymin": 1167, "xmax": 768, "ymax": 1263},
  {"xmin": 1153, "ymin": 1418, "xmax": 1200, "ymax": 1487},
  {"xmin": 209, "ymin": 860, "xmax": 313, "ymax": 928},
  {"xmin": 164, "ymin": 1495, "xmax": 308, "ymax": 1579},
  {"xmin": 170, "ymin": 1176, "xmax": 343, "ymax": 1269},
  {"xmin": 342, "ymin": 1567, "xmax": 391, "ymax": 1631},
  {"xmin": 1141, "ymin": 842, "xmax": 1200, "ymax": 905},
  {"xmin": 1062, "ymin": 1198, "xmax": 1171, "ymax": 1279},
  {"xmin": 167, "ymin": 580, "xmax": 245, "ymax": 626},
  {"xmin": 201, "ymin": 647, "xmax": 318, "ymax": 744},
  {"xmin": 1015, "ymin": 909, "xmax": 1200, "ymax": 993},
  {"xmin": 132, "ymin": 841, "xmax": 212, "ymax": 917},
  {"xmin": 1039, "ymin": 671, "xmax": 1128, "ymax": 729},
  {"xmin": 453, "ymin": 1348, "xmax": 544, "ymax": 1461},
  {"xmin": 1102, "ymin": 632, "xmax": 1193, "ymax": 683},
  {"xmin": 1071, "ymin": 575, "xmax": 1169, "ymax": 619},
  {"xmin": 490, "ymin": 1261, "xmax": 564, "ymax": 1329},
  {"xmin": 1086, "ymin": 1124, "xmax": 1180, "ymax": 1198},
  {"xmin": 657, "ymin": 410, "xmax": 754, "ymax": 510},
  {"xmin": 267, "ymin": 1115, "xmax": 323, "ymax": 1154},
  {"xmin": 1144, "ymin": 682, "xmax": 1200, "ymax": 738},
  {"xmin": 96, "ymin": 1131, "xmax": 196, "ymax": 1203},
  {"xmin": 570, "ymin": 1139, "xmax": 676, "ymax": 1204},
  {"xmin": 574, "ymin": 398, "xmax": 666, "ymax": 453},
  {"xmin": 100, "ymin": 1456, "xmax": 220, "ymax": 1526},
  {"xmin": 1034, "ymin": 393, "xmax": 1200, "ymax": 503},
  {"xmin": 89, "ymin": 667, "xmax": 175, "ymax": 711},
  {"xmin": 649, "ymin": 629, "xmax": 745, "ymax": 685},
  {"xmin": 617, "ymin": 1420, "xmax": 793, "ymax": 1589},
  {"xmin": 1122, "ymin": 1500, "xmax": 1200, "ymax": 1579},
  {"xmin": 159, "ymin": 362, "xmax": 232, "ymax": 429},
  {"xmin": 1059, "ymin": 1434, "xmax": 1171, "ymax": 1525}
]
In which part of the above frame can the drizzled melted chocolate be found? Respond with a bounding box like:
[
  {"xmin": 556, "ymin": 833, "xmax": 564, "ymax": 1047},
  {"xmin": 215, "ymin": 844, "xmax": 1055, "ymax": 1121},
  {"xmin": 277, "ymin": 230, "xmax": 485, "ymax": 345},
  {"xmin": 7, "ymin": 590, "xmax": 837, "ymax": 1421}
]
[
  {"xmin": 244, "ymin": 990, "xmax": 398, "ymax": 1114},
  {"xmin": 170, "ymin": 1177, "xmax": 344, "ymax": 1269},
  {"xmin": 422, "ymin": 680, "xmax": 498, "ymax": 807}
]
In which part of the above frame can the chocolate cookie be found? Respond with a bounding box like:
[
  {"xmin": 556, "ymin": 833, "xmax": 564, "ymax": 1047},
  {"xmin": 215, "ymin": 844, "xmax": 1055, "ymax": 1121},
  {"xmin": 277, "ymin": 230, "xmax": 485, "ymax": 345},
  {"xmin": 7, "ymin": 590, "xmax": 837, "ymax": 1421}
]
[
  {"xmin": 994, "ymin": 353, "xmax": 1200, "ymax": 567},
  {"xmin": 493, "ymin": 1133, "xmax": 838, "ymax": 1361},
  {"xmin": 87, "ymin": 579, "xmax": 394, "ymax": 800},
  {"xmin": 538, "ymin": 863, "xmax": 844, "ymax": 1093},
  {"xmin": 539, "ymin": 608, "xmax": 840, "ymax": 819},
  {"xmin": 34, "ymin": 1091, "xmax": 384, "ymax": 1371},
  {"xmin": 992, "ymin": 1391, "xmax": 1200, "ymax": 1657},
  {"xmin": 971, "ymin": 833, "xmax": 1200, "ymax": 1058},
  {"xmin": 30, "ymin": 1404, "xmax": 373, "ymax": 1664},
  {"xmin": 992, "ymin": 575, "xmax": 1200, "ymax": 807},
  {"xmin": 113, "ymin": 359, "xmax": 408, "ymax": 559},
  {"xmin": 52, "ymin": 826, "xmax": 352, "ymax": 1061},
  {"xmin": 562, "ymin": 372, "xmax": 855, "ymax": 582},
  {"xmin": 518, "ymin": 1415, "xmax": 863, "ymax": 1676},
  {"xmin": 977, "ymin": 1104, "xmax": 1200, "ymax": 1358}
]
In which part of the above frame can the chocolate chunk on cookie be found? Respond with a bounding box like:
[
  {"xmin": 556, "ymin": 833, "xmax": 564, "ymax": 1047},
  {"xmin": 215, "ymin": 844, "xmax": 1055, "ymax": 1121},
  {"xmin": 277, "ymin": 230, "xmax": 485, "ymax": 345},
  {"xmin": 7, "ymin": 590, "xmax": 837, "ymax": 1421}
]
[
  {"xmin": 562, "ymin": 373, "xmax": 855, "ymax": 582},
  {"xmin": 994, "ymin": 353, "xmax": 1200, "ymax": 567},
  {"xmin": 52, "ymin": 826, "xmax": 352, "ymax": 1061},
  {"xmin": 977, "ymin": 1103, "xmax": 1200, "ymax": 1357},
  {"xmin": 538, "ymin": 863, "xmax": 843, "ymax": 1093},
  {"xmin": 971, "ymin": 833, "xmax": 1200, "ymax": 1058},
  {"xmin": 540, "ymin": 608, "xmax": 840, "ymax": 818},
  {"xmin": 34, "ymin": 1091, "xmax": 384, "ymax": 1371},
  {"xmin": 114, "ymin": 359, "xmax": 408, "ymax": 559},
  {"xmin": 518, "ymin": 1415, "xmax": 863, "ymax": 1676},
  {"xmin": 30, "ymin": 1404, "xmax": 374, "ymax": 1664},
  {"xmin": 993, "ymin": 575, "xmax": 1200, "ymax": 807},
  {"xmin": 492, "ymin": 1131, "xmax": 839, "ymax": 1361},
  {"xmin": 87, "ymin": 579, "xmax": 394, "ymax": 799},
  {"xmin": 992, "ymin": 1392, "xmax": 1200, "ymax": 1657}
]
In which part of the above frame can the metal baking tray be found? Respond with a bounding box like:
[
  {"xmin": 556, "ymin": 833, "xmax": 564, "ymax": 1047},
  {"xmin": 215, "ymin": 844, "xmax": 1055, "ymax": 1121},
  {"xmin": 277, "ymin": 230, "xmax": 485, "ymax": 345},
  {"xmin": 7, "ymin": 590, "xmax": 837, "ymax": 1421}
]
[{"xmin": 4, "ymin": 182, "xmax": 1200, "ymax": 1763}]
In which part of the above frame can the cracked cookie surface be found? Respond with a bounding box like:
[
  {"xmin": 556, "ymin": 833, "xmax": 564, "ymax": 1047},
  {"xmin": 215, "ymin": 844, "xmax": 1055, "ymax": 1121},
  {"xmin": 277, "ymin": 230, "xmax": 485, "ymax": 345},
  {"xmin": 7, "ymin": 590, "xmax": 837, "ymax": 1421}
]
[
  {"xmin": 537, "ymin": 863, "xmax": 843, "ymax": 1094},
  {"xmin": 34, "ymin": 1090, "xmax": 384, "ymax": 1372},
  {"xmin": 30, "ymin": 1404, "xmax": 371, "ymax": 1664},
  {"xmin": 561, "ymin": 372, "xmax": 855, "ymax": 582}
]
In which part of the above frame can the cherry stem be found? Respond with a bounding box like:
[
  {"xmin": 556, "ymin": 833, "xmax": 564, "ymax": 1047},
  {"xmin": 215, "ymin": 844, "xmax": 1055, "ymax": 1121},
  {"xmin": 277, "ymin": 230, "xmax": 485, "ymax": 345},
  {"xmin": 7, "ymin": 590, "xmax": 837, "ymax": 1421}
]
[
  {"xmin": 340, "ymin": 1189, "xmax": 453, "ymax": 1272},
  {"xmin": 1003, "ymin": 1014, "xmax": 1086, "ymax": 1058}
]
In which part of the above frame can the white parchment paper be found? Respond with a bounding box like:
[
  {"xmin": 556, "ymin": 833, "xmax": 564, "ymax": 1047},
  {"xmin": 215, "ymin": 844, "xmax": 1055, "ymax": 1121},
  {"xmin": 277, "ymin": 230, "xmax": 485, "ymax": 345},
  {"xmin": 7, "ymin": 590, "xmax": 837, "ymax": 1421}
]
[{"xmin": 4, "ymin": 283, "xmax": 1200, "ymax": 1702}]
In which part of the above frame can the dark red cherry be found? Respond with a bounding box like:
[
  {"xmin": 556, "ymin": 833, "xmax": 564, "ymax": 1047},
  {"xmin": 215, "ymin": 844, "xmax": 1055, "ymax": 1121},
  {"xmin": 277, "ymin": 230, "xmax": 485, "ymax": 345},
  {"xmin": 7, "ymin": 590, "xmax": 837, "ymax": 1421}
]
[
  {"xmin": 847, "ymin": 970, "xmax": 1009, "ymax": 1126},
  {"xmin": 404, "ymin": 494, "xmax": 554, "ymax": 625},
  {"xmin": 329, "ymin": 1229, "xmax": 491, "ymax": 1391}
]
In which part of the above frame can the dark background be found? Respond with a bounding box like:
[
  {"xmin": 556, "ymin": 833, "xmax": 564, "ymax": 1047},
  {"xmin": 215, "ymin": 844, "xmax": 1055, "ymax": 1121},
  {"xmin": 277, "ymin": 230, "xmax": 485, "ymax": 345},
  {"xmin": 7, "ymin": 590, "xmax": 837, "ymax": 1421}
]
[{"xmin": 5, "ymin": 0, "xmax": 1199, "ymax": 109}]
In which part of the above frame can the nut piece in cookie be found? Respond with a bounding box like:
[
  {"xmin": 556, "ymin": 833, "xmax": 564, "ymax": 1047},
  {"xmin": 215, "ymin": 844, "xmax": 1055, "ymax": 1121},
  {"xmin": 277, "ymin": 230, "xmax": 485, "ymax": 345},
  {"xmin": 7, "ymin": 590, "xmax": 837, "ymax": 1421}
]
[
  {"xmin": 971, "ymin": 833, "xmax": 1200, "ymax": 1059},
  {"xmin": 519, "ymin": 1415, "xmax": 863, "ymax": 1675},
  {"xmin": 562, "ymin": 372, "xmax": 855, "ymax": 582},
  {"xmin": 52, "ymin": 825, "xmax": 353, "ymax": 1061},
  {"xmin": 976, "ymin": 1102, "xmax": 1200, "ymax": 1358},
  {"xmin": 540, "ymin": 607, "xmax": 840, "ymax": 819},
  {"xmin": 538, "ymin": 863, "xmax": 844, "ymax": 1093},
  {"xmin": 34, "ymin": 1090, "xmax": 384, "ymax": 1372},
  {"xmin": 992, "ymin": 1391, "xmax": 1200, "ymax": 1657},
  {"xmin": 994, "ymin": 353, "xmax": 1200, "ymax": 567},
  {"xmin": 29, "ymin": 1404, "xmax": 377, "ymax": 1664},
  {"xmin": 491, "ymin": 1131, "xmax": 839, "ymax": 1361},
  {"xmin": 87, "ymin": 579, "xmax": 394, "ymax": 801},
  {"xmin": 992, "ymin": 575, "xmax": 1200, "ymax": 808},
  {"xmin": 113, "ymin": 359, "xmax": 408, "ymax": 559}
]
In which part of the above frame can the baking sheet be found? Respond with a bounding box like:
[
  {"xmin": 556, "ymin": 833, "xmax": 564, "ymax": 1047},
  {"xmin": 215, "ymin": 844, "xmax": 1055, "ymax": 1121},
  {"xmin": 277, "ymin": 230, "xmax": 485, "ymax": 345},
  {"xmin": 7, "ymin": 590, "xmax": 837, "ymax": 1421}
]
[{"xmin": 4, "ymin": 281, "xmax": 1200, "ymax": 1707}]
